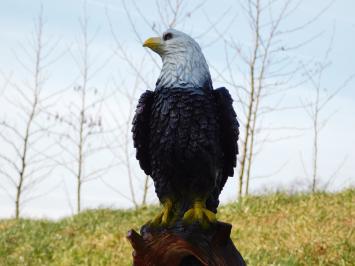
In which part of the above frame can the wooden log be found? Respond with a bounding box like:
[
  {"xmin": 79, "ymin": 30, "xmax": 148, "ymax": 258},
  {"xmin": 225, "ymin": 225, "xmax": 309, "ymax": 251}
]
[{"xmin": 127, "ymin": 221, "xmax": 246, "ymax": 266}]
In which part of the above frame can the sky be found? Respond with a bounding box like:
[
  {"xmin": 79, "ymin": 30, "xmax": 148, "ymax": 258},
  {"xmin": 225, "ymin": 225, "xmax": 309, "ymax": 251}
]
[{"xmin": 0, "ymin": 0, "xmax": 354, "ymax": 219}]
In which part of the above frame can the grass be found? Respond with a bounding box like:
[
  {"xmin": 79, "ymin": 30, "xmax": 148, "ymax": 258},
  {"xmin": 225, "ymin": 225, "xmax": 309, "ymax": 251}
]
[{"xmin": 0, "ymin": 189, "xmax": 353, "ymax": 265}]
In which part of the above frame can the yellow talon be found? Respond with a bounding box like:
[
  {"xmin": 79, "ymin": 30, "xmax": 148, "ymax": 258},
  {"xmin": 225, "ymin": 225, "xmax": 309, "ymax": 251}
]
[
  {"xmin": 183, "ymin": 199, "xmax": 217, "ymax": 228},
  {"xmin": 149, "ymin": 198, "xmax": 173, "ymax": 226}
]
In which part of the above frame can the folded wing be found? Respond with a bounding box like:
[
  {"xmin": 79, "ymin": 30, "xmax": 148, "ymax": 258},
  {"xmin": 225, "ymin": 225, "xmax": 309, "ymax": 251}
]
[
  {"xmin": 132, "ymin": 90, "xmax": 155, "ymax": 176},
  {"xmin": 213, "ymin": 87, "xmax": 239, "ymax": 189}
]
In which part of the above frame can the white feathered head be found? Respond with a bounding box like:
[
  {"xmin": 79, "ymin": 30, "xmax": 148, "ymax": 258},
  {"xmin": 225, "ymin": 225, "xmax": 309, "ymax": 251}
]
[{"xmin": 143, "ymin": 29, "xmax": 212, "ymax": 90}]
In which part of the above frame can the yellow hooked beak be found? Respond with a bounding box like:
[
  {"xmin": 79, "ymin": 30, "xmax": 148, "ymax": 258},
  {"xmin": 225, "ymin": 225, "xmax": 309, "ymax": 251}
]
[{"xmin": 143, "ymin": 37, "xmax": 163, "ymax": 53}]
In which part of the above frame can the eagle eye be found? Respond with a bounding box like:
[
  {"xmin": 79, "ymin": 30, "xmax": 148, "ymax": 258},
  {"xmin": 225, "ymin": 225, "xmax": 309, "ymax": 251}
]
[{"xmin": 163, "ymin": 32, "xmax": 173, "ymax": 41}]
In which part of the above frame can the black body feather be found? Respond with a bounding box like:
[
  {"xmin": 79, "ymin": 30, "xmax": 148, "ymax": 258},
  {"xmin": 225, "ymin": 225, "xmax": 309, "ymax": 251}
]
[{"xmin": 132, "ymin": 86, "xmax": 239, "ymax": 214}]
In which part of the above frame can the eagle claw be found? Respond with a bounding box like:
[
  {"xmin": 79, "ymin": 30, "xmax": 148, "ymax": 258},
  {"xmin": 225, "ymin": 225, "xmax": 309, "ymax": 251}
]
[
  {"xmin": 183, "ymin": 199, "xmax": 217, "ymax": 228},
  {"xmin": 149, "ymin": 199, "xmax": 173, "ymax": 226}
]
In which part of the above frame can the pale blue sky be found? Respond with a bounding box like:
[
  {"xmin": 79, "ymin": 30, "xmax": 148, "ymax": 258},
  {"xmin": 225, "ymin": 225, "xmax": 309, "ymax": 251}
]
[{"xmin": 0, "ymin": 0, "xmax": 354, "ymax": 219}]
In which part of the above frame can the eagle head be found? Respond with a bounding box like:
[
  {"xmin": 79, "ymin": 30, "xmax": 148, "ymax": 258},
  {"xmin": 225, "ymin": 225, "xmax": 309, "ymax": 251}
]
[{"xmin": 143, "ymin": 29, "xmax": 212, "ymax": 90}]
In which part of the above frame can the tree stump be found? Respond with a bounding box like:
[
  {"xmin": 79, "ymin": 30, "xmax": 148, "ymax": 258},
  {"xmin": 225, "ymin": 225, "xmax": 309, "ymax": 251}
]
[{"xmin": 127, "ymin": 221, "xmax": 246, "ymax": 266}]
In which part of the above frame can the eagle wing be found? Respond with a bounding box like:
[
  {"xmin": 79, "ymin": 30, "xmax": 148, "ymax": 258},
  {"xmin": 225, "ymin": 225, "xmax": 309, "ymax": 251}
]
[
  {"xmin": 132, "ymin": 90, "xmax": 155, "ymax": 176},
  {"xmin": 213, "ymin": 87, "xmax": 239, "ymax": 187}
]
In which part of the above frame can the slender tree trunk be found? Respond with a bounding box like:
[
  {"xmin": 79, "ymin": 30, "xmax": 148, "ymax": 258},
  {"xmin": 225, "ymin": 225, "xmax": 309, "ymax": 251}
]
[
  {"xmin": 238, "ymin": 68, "xmax": 255, "ymax": 199},
  {"xmin": 244, "ymin": 126, "xmax": 255, "ymax": 196},
  {"xmin": 76, "ymin": 112, "xmax": 84, "ymax": 214},
  {"xmin": 125, "ymin": 100, "xmax": 138, "ymax": 208},
  {"xmin": 15, "ymin": 117, "xmax": 33, "ymax": 218},
  {"xmin": 76, "ymin": 87, "xmax": 85, "ymax": 213},
  {"xmin": 125, "ymin": 137, "xmax": 138, "ymax": 208},
  {"xmin": 77, "ymin": 178, "xmax": 82, "ymax": 213},
  {"xmin": 15, "ymin": 175, "xmax": 24, "ymax": 218},
  {"xmin": 312, "ymin": 89, "xmax": 319, "ymax": 193},
  {"xmin": 245, "ymin": 62, "xmax": 265, "ymax": 195},
  {"xmin": 141, "ymin": 175, "xmax": 149, "ymax": 206},
  {"xmin": 312, "ymin": 124, "xmax": 318, "ymax": 193},
  {"xmin": 15, "ymin": 86, "xmax": 38, "ymax": 218}
]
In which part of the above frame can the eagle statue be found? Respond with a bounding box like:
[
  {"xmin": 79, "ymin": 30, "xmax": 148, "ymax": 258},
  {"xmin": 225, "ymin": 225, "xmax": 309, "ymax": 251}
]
[{"xmin": 132, "ymin": 29, "xmax": 239, "ymax": 228}]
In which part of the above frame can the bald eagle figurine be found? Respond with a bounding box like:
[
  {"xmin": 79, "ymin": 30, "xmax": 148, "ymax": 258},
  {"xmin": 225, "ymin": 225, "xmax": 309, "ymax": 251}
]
[{"xmin": 132, "ymin": 29, "xmax": 239, "ymax": 227}]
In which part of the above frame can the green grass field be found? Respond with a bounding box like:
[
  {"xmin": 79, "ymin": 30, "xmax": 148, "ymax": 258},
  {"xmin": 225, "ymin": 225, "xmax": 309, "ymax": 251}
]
[{"xmin": 0, "ymin": 189, "xmax": 353, "ymax": 266}]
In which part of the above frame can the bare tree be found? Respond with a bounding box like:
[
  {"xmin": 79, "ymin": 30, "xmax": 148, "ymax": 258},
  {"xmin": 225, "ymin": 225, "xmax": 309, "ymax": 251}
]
[
  {"xmin": 210, "ymin": 0, "xmax": 332, "ymax": 198},
  {"xmin": 103, "ymin": 59, "xmax": 150, "ymax": 209},
  {"xmin": 0, "ymin": 7, "xmax": 58, "ymax": 218},
  {"xmin": 53, "ymin": 2, "xmax": 114, "ymax": 214},
  {"xmin": 106, "ymin": 6, "xmax": 153, "ymax": 208},
  {"xmin": 301, "ymin": 29, "xmax": 354, "ymax": 192}
]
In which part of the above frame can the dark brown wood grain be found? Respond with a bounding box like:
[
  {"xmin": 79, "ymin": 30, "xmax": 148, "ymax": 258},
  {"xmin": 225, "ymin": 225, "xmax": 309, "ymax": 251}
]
[{"xmin": 127, "ymin": 222, "xmax": 246, "ymax": 266}]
